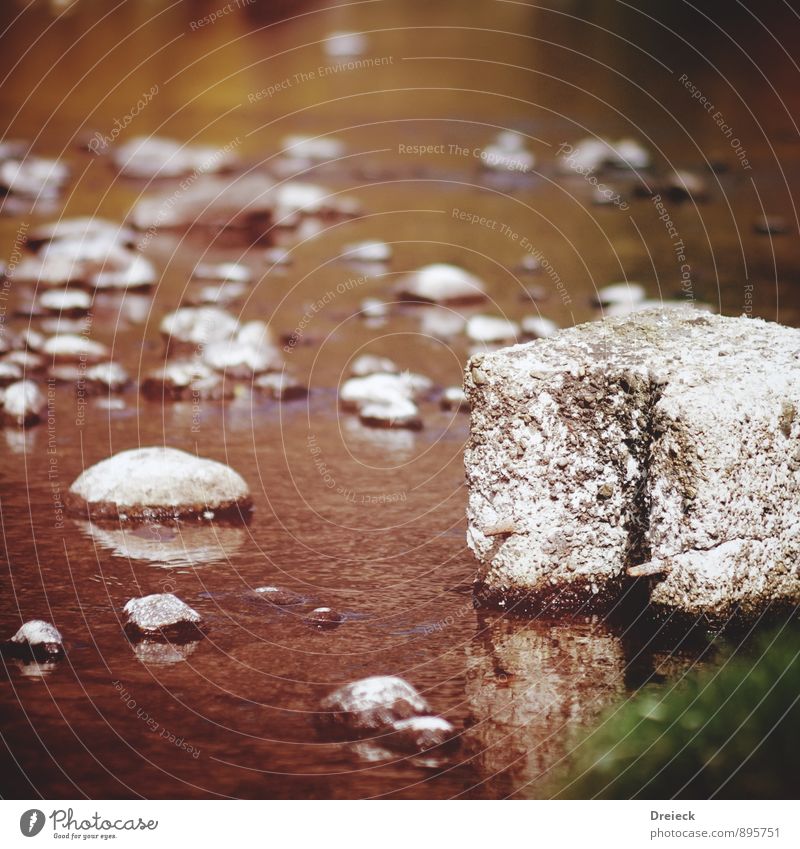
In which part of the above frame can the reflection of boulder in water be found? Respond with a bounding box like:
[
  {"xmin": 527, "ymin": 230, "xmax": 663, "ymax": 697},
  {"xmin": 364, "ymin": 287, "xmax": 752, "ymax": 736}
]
[
  {"xmin": 464, "ymin": 618, "xmax": 626, "ymax": 797},
  {"xmin": 10, "ymin": 658, "xmax": 59, "ymax": 678},
  {"xmin": 76, "ymin": 520, "xmax": 247, "ymax": 566},
  {"xmin": 132, "ymin": 640, "xmax": 200, "ymax": 666}
]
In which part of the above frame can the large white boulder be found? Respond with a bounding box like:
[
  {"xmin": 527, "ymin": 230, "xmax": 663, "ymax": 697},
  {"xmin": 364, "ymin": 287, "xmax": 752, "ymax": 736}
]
[
  {"xmin": 464, "ymin": 308, "xmax": 800, "ymax": 624},
  {"xmin": 67, "ymin": 446, "xmax": 252, "ymax": 520}
]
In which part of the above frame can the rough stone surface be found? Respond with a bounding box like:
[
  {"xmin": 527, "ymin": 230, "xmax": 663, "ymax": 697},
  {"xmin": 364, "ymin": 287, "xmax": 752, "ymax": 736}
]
[
  {"xmin": 464, "ymin": 308, "xmax": 800, "ymax": 624},
  {"xmin": 123, "ymin": 593, "xmax": 204, "ymax": 641},
  {"xmin": 319, "ymin": 675, "xmax": 430, "ymax": 732},
  {"xmin": 5, "ymin": 620, "xmax": 64, "ymax": 658},
  {"xmin": 67, "ymin": 446, "xmax": 252, "ymax": 520}
]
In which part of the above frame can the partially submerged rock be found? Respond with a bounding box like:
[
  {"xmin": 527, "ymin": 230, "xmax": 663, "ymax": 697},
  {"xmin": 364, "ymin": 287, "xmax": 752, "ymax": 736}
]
[
  {"xmin": 113, "ymin": 136, "xmax": 237, "ymax": 179},
  {"xmin": 465, "ymin": 309, "xmax": 800, "ymax": 624},
  {"xmin": 466, "ymin": 315, "xmax": 519, "ymax": 344},
  {"xmin": 440, "ymin": 386, "xmax": 469, "ymax": 412},
  {"xmin": 253, "ymin": 586, "xmax": 305, "ymax": 605},
  {"xmin": 349, "ymin": 354, "xmax": 399, "ymax": 377},
  {"xmin": 342, "ymin": 240, "xmax": 391, "ymax": 263},
  {"xmin": 123, "ymin": 593, "xmax": 204, "ymax": 642},
  {"xmin": 67, "ymin": 446, "xmax": 252, "ymax": 520},
  {"xmin": 42, "ymin": 334, "xmax": 108, "ymax": 362},
  {"xmin": 252, "ymin": 371, "xmax": 308, "ymax": 400},
  {"xmin": 160, "ymin": 306, "xmax": 240, "ymax": 349},
  {"xmin": 521, "ymin": 315, "xmax": 558, "ymax": 339},
  {"xmin": 389, "ymin": 716, "xmax": 458, "ymax": 752},
  {"xmin": 2, "ymin": 380, "xmax": 45, "ymax": 426},
  {"xmin": 140, "ymin": 360, "xmax": 227, "ymax": 401},
  {"xmin": 396, "ymin": 263, "xmax": 487, "ymax": 304},
  {"xmin": 319, "ymin": 675, "xmax": 430, "ymax": 732},
  {"xmin": 2, "ymin": 620, "xmax": 64, "ymax": 659},
  {"xmin": 306, "ymin": 606, "xmax": 344, "ymax": 628},
  {"xmin": 359, "ymin": 397, "xmax": 422, "ymax": 430}
]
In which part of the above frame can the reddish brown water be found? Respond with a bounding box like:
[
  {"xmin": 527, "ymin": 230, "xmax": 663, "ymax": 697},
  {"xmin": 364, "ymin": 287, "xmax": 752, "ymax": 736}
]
[{"xmin": 1, "ymin": 0, "xmax": 799, "ymax": 799}]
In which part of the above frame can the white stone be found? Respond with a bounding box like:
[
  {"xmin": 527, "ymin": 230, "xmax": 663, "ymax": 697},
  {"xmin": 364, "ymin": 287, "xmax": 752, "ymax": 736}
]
[
  {"xmin": 594, "ymin": 282, "xmax": 646, "ymax": 308},
  {"xmin": 10, "ymin": 620, "xmax": 63, "ymax": 653},
  {"xmin": 339, "ymin": 372, "xmax": 429, "ymax": 410},
  {"xmin": 465, "ymin": 309, "xmax": 800, "ymax": 623},
  {"xmin": 342, "ymin": 239, "xmax": 391, "ymax": 262},
  {"xmin": 92, "ymin": 253, "xmax": 156, "ymax": 290},
  {"xmin": 84, "ymin": 361, "xmax": 130, "ymax": 391},
  {"xmin": 42, "ymin": 334, "xmax": 108, "ymax": 362},
  {"xmin": 440, "ymin": 386, "xmax": 469, "ymax": 412},
  {"xmin": 359, "ymin": 396, "xmax": 422, "ymax": 430},
  {"xmin": 390, "ymin": 716, "xmax": 457, "ymax": 752},
  {"xmin": 521, "ymin": 315, "xmax": 558, "ymax": 338},
  {"xmin": 38, "ymin": 289, "xmax": 92, "ymax": 313},
  {"xmin": 324, "ymin": 30, "xmax": 366, "ymax": 58},
  {"xmin": 319, "ymin": 676, "xmax": 430, "ymax": 731},
  {"xmin": 349, "ymin": 354, "xmax": 399, "ymax": 377},
  {"xmin": 113, "ymin": 136, "xmax": 237, "ymax": 178},
  {"xmin": 397, "ymin": 263, "xmax": 487, "ymax": 304},
  {"xmin": 160, "ymin": 307, "xmax": 240, "ymax": 347},
  {"xmin": 123, "ymin": 593, "xmax": 203, "ymax": 638},
  {"xmin": 282, "ymin": 134, "xmax": 344, "ymax": 162},
  {"xmin": 466, "ymin": 315, "xmax": 520, "ymax": 344},
  {"xmin": 192, "ymin": 262, "xmax": 251, "ymax": 283},
  {"xmin": 67, "ymin": 446, "xmax": 251, "ymax": 520},
  {"xmin": 0, "ymin": 156, "xmax": 68, "ymax": 198},
  {"xmin": 3, "ymin": 380, "xmax": 45, "ymax": 425}
]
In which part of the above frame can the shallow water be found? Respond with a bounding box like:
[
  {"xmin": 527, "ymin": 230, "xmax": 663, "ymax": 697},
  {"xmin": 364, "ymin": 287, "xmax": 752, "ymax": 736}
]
[{"xmin": 1, "ymin": 0, "xmax": 799, "ymax": 799}]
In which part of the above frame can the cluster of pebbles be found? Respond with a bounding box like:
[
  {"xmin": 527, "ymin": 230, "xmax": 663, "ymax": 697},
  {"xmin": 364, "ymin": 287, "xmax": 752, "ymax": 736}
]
[{"xmin": 2, "ymin": 443, "xmax": 454, "ymax": 754}]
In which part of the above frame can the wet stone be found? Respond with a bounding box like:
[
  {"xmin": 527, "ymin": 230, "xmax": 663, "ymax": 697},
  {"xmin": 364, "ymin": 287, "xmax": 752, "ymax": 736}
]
[
  {"xmin": 253, "ymin": 586, "xmax": 305, "ymax": 606},
  {"xmin": 252, "ymin": 371, "xmax": 308, "ymax": 400},
  {"xmin": 42, "ymin": 334, "xmax": 109, "ymax": 363},
  {"xmin": 440, "ymin": 386, "xmax": 469, "ymax": 412},
  {"xmin": 38, "ymin": 289, "xmax": 92, "ymax": 315},
  {"xmin": 395, "ymin": 263, "xmax": 487, "ymax": 304},
  {"xmin": 123, "ymin": 593, "xmax": 204, "ymax": 642},
  {"xmin": 359, "ymin": 397, "xmax": 423, "ymax": 430},
  {"xmin": 594, "ymin": 282, "xmax": 646, "ymax": 308},
  {"xmin": 349, "ymin": 354, "xmax": 399, "ymax": 377},
  {"xmin": 389, "ymin": 716, "xmax": 458, "ymax": 753},
  {"xmin": 521, "ymin": 315, "xmax": 558, "ymax": 339},
  {"xmin": 82, "ymin": 362, "xmax": 131, "ymax": 394},
  {"xmin": 306, "ymin": 607, "xmax": 344, "ymax": 628},
  {"xmin": 318, "ymin": 676, "xmax": 430, "ymax": 732},
  {"xmin": 466, "ymin": 315, "xmax": 520, "ymax": 344},
  {"xmin": 66, "ymin": 446, "xmax": 252, "ymax": 521},
  {"xmin": 113, "ymin": 136, "xmax": 238, "ymax": 179},
  {"xmin": 3, "ymin": 620, "xmax": 64, "ymax": 660},
  {"xmin": 2, "ymin": 380, "xmax": 45, "ymax": 426}
]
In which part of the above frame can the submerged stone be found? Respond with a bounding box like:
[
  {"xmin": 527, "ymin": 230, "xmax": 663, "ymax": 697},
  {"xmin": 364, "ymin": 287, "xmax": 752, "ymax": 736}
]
[
  {"xmin": 319, "ymin": 675, "xmax": 430, "ymax": 732},
  {"xmin": 67, "ymin": 446, "xmax": 252, "ymax": 520}
]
